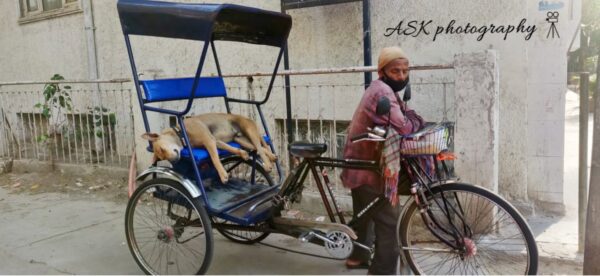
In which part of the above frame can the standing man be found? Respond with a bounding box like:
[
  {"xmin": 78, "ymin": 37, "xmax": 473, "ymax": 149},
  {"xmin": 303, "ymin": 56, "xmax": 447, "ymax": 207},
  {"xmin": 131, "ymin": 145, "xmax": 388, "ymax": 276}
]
[{"xmin": 342, "ymin": 46, "xmax": 423, "ymax": 275}]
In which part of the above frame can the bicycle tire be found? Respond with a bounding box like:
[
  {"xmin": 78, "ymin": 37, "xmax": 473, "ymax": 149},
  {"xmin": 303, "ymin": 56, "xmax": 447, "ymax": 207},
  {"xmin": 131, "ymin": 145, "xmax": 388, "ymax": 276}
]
[
  {"xmin": 125, "ymin": 178, "xmax": 214, "ymax": 275},
  {"xmin": 398, "ymin": 183, "xmax": 538, "ymax": 275},
  {"xmin": 212, "ymin": 156, "xmax": 273, "ymax": 244}
]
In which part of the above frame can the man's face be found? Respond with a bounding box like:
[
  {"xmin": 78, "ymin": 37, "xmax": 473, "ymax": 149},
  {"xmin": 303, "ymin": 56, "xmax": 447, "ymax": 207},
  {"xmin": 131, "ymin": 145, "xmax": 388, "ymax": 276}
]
[{"xmin": 382, "ymin": 58, "xmax": 410, "ymax": 81}]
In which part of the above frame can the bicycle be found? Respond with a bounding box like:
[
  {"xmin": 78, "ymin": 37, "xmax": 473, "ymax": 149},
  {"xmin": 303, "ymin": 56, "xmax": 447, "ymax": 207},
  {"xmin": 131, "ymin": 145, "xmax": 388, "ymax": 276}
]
[{"xmin": 269, "ymin": 97, "xmax": 539, "ymax": 275}]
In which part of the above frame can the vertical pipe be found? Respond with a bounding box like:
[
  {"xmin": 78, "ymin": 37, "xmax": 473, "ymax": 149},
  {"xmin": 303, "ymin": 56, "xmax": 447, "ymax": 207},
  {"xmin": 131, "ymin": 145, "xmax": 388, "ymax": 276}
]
[
  {"xmin": 82, "ymin": 0, "xmax": 99, "ymax": 81},
  {"xmin": 579, "ymin": 72, "xmax": 589, "ymax": 252},
  {"xmin": 281, "ymin": 3, "xmax": 294, "ymax": 170},
  {"xmin": 362, "ymin": 0, "xmax": 372, "ymax": 88},
  {"xmin": 82, "ymin": 0, "xmax": 102, "ymax": 155}
]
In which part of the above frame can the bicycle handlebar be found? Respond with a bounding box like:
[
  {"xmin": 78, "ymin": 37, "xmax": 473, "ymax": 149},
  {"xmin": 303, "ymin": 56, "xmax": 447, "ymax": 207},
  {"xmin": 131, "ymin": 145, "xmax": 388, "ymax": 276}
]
[{"xmin": 350, "ymin": 125, "xmax": 387, "ymax": 143}]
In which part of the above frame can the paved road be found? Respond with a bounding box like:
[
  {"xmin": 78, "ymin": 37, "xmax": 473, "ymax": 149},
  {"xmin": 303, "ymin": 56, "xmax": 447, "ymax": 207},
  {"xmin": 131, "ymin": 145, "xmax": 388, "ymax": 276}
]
[
  {"xmin": 0, "ymin": 187, "xmax": 367, "ymax": 274},
  {"xmin": 0, "ymin": 185, "xmax": 583, "ymax": 275}
]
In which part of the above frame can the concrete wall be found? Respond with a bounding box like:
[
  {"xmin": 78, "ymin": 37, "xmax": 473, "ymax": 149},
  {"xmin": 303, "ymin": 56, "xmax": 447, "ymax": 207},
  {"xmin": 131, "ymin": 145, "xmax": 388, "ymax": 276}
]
[
  {"xmin": 0, "ymin": 1, "xmax": 88, "ymax": 81},
  {"xmin": 453, "ymin": 51, "xmax": 500, "ymax": 193},
  {"xmin": 286, "ymin": 0, "xmax": 580, "ymax": 212}
]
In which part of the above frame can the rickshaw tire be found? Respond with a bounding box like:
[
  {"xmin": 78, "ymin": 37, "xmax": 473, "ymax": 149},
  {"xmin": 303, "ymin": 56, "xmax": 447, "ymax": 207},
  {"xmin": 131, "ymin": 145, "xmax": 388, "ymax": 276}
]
[{"xmin": 125, "ymin": 178, "xmax": 214, "ymax": 275}]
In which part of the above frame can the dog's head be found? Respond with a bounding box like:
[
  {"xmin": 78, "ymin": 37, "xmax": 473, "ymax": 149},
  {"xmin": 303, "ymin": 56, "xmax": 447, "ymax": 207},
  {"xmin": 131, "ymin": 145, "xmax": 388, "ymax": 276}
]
[{"xmin": 141, "ymin": 129, "xmax": 182, "ymax": 162}]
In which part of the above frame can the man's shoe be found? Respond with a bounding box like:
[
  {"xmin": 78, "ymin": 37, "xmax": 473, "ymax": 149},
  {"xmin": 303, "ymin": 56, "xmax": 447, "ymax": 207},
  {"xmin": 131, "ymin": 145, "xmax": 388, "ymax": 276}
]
[{"xmin": 345, "ymin": 259, "xmax": 369, "ymax": 270}]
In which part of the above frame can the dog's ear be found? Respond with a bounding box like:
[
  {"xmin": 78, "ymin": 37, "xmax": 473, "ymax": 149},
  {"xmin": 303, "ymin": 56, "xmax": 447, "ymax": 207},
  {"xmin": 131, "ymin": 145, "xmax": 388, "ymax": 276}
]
[{"xmin": 141, "ymin": 133, "xmax": 160, "ymax": 142}]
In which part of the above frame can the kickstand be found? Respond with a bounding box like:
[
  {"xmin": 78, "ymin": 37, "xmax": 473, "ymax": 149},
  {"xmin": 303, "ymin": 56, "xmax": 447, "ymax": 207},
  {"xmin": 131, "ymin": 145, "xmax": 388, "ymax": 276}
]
[{"xmin": 398, "ymin": 253, "xmax": 412, "ymax": 275}]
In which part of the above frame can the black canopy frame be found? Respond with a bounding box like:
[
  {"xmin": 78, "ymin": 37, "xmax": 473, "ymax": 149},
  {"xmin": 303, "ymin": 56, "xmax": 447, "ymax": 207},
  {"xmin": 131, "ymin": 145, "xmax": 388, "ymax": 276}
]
[{"xmin": 117, "ymin": 0, "xmax": 292, "ymax": 126}]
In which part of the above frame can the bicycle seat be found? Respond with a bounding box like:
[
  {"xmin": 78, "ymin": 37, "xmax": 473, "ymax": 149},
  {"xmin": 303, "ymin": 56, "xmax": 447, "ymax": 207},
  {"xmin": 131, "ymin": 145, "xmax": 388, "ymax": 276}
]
[{"xmin": 288, "ymin": 142, "xmax": 327, "ymax": 158}]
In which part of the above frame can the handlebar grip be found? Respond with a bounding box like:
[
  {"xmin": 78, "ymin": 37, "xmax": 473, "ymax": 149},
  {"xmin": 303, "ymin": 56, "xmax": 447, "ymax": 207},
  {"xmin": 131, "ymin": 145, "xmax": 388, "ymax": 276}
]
[{"xmin": 350, "ymin": 133, "xmax": 369, "ymax": 142}]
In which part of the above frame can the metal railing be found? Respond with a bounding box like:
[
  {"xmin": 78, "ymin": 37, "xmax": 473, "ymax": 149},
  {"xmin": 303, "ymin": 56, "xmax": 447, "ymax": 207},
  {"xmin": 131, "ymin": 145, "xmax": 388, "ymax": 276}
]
[
  {"xmin": 0, "ymin": 65, "xmax": 455, "ymax": 195},
  {"xmin": 0, "ymin": 80, "xmax": 135, "ymax": 167},
  {"xmin": 211, "ymin": 65, "xmax": 456, "ymax": 194}
]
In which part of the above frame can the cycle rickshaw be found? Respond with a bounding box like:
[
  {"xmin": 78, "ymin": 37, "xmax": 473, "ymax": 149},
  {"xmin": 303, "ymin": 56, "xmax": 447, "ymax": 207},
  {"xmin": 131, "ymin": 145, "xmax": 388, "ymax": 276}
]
[{"xmin": 118, "ymin": 0, "xmax": 538, "ymax": 274}]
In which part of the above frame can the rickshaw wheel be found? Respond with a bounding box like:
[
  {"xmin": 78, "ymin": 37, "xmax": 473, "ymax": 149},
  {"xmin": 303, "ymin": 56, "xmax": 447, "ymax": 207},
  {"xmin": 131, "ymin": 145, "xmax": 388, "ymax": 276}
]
[
  {"xmin": 125, "ymin": 178, "xmax": 213, "ymax": 275},
  {"xmin": 212, "ymin": 156, "xmax": 274, "ymax": 244}
]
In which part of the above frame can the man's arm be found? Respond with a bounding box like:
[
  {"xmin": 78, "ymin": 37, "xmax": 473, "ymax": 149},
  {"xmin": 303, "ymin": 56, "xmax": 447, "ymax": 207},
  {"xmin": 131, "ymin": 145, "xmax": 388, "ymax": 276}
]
[{"xmin": 369, "ymin": 91, "xmax": 414, "ymax": 135}]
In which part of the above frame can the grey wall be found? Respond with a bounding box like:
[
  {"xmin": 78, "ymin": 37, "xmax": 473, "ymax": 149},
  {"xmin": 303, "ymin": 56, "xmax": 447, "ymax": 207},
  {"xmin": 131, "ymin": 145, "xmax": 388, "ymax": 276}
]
[
  {"xmin": 285, "ymin": 0, "xmax": 580, "ymax": 212},
  {"xmin": 0, "ymin": 0, "xmax": 581, "ymax": 211}
]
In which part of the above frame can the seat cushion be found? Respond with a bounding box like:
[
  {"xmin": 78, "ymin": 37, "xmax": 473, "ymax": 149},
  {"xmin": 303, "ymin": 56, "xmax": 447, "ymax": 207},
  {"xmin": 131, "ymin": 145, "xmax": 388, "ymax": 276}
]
[
  {"xmin": 140, "ymin": 77, "xmax": 226, "ymax": 102},
  {"xmin": 288, "ymin": 142, "xmax": 327, "ymax": 158}
]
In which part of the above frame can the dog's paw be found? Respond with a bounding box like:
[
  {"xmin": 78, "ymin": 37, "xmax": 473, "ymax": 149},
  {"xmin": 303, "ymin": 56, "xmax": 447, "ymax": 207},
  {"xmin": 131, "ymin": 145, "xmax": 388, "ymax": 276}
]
[
  {"xmin": 269, "ymin": 154, "xmax": 278, "ymax": 161},
  {"xmin": 263, "ymin": 163, "xmax": 273, "ymax": 172},
  {"xmin": 219, "ymin": 175, "xmax": 229, "ymax": 184},
  {"xmin": 239, "ymin": 150, "xmax": 250, "ymax": 160}
]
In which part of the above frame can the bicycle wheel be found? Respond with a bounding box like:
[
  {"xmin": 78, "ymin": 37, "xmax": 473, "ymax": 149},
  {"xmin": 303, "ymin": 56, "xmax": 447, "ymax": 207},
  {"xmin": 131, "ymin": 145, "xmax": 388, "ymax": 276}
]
[
  {"xmin": 212, "ymin": 156, "xmax": 273, "ymax": 244},
  {"xmin": 125, "ymin": 178, "xmax": 213, "ymax": 275},
  {"xmin": 398, "ymin": 183, "xmax": 538, "ymax": 275}
]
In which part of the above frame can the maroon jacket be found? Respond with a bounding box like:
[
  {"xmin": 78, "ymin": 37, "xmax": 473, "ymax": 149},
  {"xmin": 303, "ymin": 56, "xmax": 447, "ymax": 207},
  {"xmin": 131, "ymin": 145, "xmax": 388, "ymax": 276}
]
[{"xmin": 341, "ymin": 79, "xmax": 419, "ymax": 191}]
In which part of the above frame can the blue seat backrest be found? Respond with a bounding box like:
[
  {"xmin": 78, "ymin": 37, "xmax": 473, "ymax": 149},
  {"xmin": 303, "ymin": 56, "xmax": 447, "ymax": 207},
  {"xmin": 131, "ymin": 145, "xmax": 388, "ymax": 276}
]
[{"xmin": 140, "ymin": 77, "xmax": 227, "ymax": 102}]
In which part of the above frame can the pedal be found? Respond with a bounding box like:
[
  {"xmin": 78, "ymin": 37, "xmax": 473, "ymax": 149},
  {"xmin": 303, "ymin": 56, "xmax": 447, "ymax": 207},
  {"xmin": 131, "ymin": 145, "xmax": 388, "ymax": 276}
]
[{"xmin": 273, "ymin": 217, "xmax": 357, "ymax": 240}]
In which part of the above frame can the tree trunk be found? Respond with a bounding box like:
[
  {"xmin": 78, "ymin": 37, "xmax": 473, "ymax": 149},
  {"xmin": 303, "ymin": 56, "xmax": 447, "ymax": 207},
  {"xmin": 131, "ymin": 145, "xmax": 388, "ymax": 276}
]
[{"xmin": 583, "ymin": 49, "xmax": 600, "ymax": 274}]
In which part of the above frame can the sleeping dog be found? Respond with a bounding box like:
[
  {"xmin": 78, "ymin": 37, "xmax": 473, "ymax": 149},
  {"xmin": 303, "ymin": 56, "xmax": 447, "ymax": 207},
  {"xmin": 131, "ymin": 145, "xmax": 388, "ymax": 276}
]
[{"xmin": 142, "ymin": 113, "xmax": 277, "ymax": 184}]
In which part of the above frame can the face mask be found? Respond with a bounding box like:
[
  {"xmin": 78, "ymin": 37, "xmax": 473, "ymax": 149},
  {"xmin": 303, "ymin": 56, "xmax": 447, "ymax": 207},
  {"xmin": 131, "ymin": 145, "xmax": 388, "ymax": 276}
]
[{"xmin": 382, "ymin": 74, "xmax": 409, "ymax": 92}]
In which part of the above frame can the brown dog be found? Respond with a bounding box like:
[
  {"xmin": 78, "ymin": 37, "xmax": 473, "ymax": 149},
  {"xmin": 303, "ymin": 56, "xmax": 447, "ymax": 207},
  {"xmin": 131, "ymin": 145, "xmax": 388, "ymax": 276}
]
[{"xmin": 142, "ymin": 113, "xmax": 277, "ymax": 184}]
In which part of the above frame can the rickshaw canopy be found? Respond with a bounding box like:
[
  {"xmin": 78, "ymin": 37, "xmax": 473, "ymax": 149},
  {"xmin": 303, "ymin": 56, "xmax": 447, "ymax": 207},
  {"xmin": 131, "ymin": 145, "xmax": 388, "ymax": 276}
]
[{"xmin": 117, "ymin": 0, "xmax": 292, "ymax": 47}]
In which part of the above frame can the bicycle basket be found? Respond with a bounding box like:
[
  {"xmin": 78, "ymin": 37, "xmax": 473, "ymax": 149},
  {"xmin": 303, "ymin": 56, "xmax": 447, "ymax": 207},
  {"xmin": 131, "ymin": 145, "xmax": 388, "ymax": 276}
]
[{"xmin": 400, "ymin": 123, "xmax": 449, "ymax": 156}]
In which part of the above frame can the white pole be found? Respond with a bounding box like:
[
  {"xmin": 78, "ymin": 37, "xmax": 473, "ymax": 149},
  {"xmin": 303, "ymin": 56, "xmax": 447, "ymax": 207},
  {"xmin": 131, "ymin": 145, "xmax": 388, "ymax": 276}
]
[{"xmin": 82, "ymin": 0, "xmax": 103, "ymax": 158}]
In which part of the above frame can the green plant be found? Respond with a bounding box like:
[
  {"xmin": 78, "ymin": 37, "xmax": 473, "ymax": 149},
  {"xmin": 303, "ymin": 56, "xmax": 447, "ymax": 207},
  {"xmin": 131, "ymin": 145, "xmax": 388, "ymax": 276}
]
[
  {"xmin": 34, "ymin": 74, "xmax": 73, "ymax": 142},
  {"xmin": 87, "ymin": 106, "xmax": 117, "ymax": 138}
]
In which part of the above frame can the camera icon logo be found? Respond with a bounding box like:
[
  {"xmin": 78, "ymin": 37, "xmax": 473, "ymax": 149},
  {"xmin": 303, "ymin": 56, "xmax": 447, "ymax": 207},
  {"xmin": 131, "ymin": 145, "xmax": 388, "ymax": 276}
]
[{"xmin": 546, "ymin": 11, "xmax": 560, "ymax": 38}]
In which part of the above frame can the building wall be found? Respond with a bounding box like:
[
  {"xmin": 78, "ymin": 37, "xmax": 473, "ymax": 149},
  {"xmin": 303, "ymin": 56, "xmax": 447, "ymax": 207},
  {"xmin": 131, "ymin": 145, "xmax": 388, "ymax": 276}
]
[
  {"xmin": 0, "ymin": 0, "xmax": 581, "ymax": 211},
  {"xmin": 286, "ymin": 0, "xmax": 580, "ymax": 212},
  {"xmin": 0, "ymin": 1, "xmax": 88, "ymax": 81}
]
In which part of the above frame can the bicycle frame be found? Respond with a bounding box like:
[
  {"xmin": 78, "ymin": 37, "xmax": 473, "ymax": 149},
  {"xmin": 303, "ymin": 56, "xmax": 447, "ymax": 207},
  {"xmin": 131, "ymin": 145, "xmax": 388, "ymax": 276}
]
[
  {"xmin": 274, "ymin": 148, "xmax": 470, "ymax": 252},
  {"xmin": 401, "ymin": 156, "xmax": 473, "ymax": 251},
  {"xmin": 277, "ymin": 156, "xmax": 379, "ymax": 222}
]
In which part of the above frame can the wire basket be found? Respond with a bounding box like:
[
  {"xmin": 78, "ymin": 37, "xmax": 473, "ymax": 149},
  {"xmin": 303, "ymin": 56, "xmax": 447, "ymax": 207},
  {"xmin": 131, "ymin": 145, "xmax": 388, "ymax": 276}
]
[{"xmin": 400, "ymin": 122, "xmax": 452, "ymax": 156}]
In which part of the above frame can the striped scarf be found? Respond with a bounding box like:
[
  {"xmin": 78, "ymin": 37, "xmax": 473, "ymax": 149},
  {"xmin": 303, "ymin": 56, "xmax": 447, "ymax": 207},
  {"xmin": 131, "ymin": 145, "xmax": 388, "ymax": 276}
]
[{"xmin": 381, "ymin": 128, "xmax": 402, "ymax": 206}]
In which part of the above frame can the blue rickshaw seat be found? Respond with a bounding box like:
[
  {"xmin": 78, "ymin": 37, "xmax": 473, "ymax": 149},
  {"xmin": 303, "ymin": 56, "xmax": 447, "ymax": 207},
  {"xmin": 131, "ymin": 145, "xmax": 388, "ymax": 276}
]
[{"xmin": 140, "ymin": 77, "xmax": 227, "ymax": 102}]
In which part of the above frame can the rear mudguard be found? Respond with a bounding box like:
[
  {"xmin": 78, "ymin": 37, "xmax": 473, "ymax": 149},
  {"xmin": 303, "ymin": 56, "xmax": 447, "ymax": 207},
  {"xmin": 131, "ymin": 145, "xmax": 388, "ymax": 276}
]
[{"xmin": 136, "ymin": 166, "xmax": 202, "ymax": 198}]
